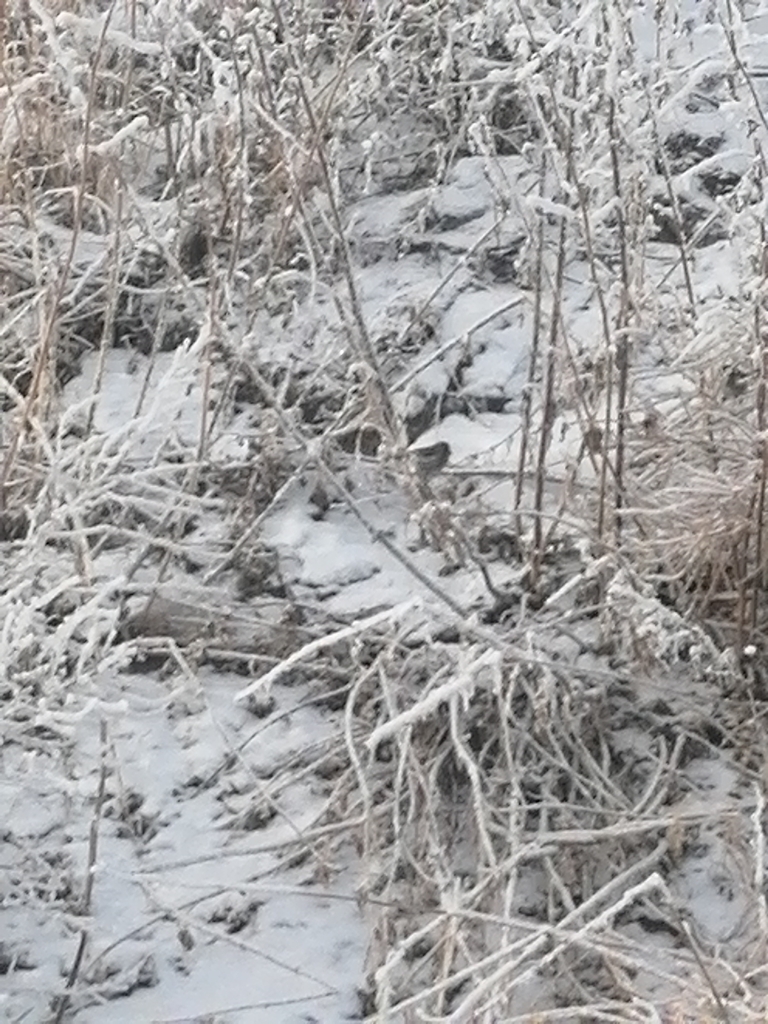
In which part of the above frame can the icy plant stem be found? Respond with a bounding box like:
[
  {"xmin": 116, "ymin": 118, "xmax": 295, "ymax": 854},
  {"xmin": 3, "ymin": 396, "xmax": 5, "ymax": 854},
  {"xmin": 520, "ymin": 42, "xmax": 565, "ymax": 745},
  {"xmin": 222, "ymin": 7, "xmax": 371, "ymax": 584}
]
[
  {"xmin": 235, "ymin": 599, "xmax": 421, "ymax": 703},
  {"xmin": 608, "ymin": 97, "xmax": 631, "ymax": 541},
  {"xmin": 390, "ymin": 216, "xmax": 517, "ymax": 393},
  {"xmin": 749, "ymin": 173, "xmax": 768, "ymax": 639},
  {"xmin": 569, "ymin": 149, "xmax": 616, "ymax": 542},
  {"xmin": 532, "ymin": 214, "xmax": 566, "ymax": 585},
  {"xmin": 649, "ymin": 96, "xmax": 696, "ymax": 313},
  {"xmin": 87, "ymin": 185, "xmax": 124, "ymax": 435},
  {"xmin": 268, "ymin": 0, "xmax": 397, "ymax": 439},
  {"xmin": 447, "ymin": 864, "xmax": 669, "ymax": 1023},
  {"xmin": 241, "ymin": 359, "xmax": 469, "ymax": 617},
  {"xmin": 753, "ymin": 781, "xmax": 768, "ymax": 952},
  {"xmin": 515, "ymin": 152, "xmax": 547, "ymax": 540},
  {"xmin": 678, "ymin": 918, "xmax": 731, "ymax": 1024},
  {"xmin": 52, "ymin": 719, "xmax": 109, "ymax": 1024},
  {"xmin": 0, "ymin": 0, "xmax": 117, "ymax": 507}
]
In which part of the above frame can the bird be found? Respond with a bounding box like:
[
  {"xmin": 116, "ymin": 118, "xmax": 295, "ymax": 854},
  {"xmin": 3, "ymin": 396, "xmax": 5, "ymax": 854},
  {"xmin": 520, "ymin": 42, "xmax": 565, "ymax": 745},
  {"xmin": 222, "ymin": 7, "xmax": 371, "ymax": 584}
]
[{"xmin": 409, "ymin": 440, "xmax": 451, "ymax": 479}]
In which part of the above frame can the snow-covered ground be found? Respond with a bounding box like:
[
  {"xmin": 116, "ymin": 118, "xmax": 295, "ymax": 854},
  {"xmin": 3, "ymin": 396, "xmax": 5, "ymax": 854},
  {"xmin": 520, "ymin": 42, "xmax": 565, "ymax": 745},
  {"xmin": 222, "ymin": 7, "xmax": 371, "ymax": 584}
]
[{"xmin": 5, "ymin": 1, "xmax": 768, "ymax": 1021}]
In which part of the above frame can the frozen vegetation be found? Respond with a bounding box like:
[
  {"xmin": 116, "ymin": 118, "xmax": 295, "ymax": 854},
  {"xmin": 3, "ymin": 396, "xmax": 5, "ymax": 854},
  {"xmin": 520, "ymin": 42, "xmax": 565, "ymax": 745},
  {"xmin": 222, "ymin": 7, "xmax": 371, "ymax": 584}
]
[{"xmin": 4, "ymin": 1, "xmax": 768, "ymax": 1021}]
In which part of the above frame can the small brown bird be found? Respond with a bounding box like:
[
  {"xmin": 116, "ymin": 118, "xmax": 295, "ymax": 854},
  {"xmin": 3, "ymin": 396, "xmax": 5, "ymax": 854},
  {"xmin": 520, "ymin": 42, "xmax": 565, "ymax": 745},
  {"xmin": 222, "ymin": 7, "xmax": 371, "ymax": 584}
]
[{"xmin": 409, "ymin": 440, "xmax": 451, "ymax": 479}]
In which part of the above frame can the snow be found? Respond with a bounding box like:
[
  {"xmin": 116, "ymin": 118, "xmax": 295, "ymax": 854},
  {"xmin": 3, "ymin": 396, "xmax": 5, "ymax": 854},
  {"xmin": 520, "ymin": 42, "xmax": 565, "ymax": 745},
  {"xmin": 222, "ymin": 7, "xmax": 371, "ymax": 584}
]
[{"xmin": 3, "ymin": 666, "xmax": 368, "ymax": 1023}]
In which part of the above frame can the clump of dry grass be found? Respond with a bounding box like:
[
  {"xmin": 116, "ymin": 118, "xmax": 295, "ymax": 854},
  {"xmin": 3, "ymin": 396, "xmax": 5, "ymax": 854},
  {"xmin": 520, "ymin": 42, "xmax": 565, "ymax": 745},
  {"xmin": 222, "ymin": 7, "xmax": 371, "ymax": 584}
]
[{"xmin": 235, "ymin": 583, "xmax": 752, "ymax": 1020}]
